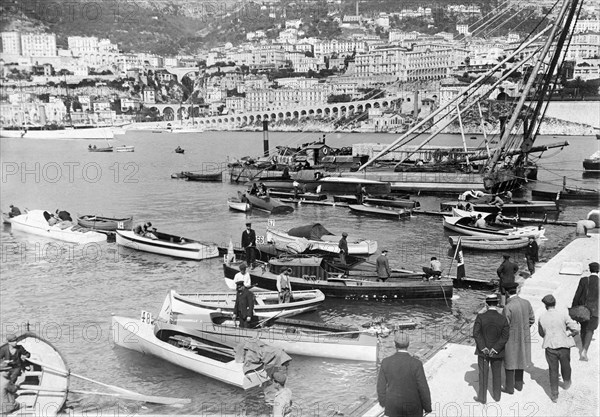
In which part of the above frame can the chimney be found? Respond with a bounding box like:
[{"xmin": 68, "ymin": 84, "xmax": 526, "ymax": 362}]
[{"xmin": 413, "ymin": 90, "xmax": 419, "ymax": 118}]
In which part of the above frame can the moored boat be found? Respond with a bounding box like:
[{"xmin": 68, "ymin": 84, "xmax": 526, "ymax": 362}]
[
  {"xmin": 186, "ymin": 172, "xmax": 223, "ymax": 182},
  {"xmin": 244, "ymin": 193, "xmax": 294, "ymax": 214},
  {"xmin": 267, "ymin": 190, "xmax": 327, "ymax": 201},
  {"xmin": 266, "ymin": 224, "xmax": 377, "ymax": 255},
  {"xmin": 348, "ymin": 204, "xmax": 410, "ymax": 219},
  {"xmin": 115, "ymin": 145, "xmax": 135, "ymax": 152},
  {"xmin": 583, "ymin": 151, "xmax": 600, "ymax": 171},
  {"xmin": 448, "ymin": 235, "xmax": 529, "ymax": 250},
  {"xmin": 175, "ymin": 147, "xmax": 185, "ymax": 154},
  {"xmin": 441, "ymin": 200, "xmax": 558, "ymax": 213},
  {"xmin": 159, "ymin": 288, "xmax": 325, "ymax": 321},
  {"xmin": 227, "ymin": 194, "xmax": 251, "ymax": 212},
  {"xmin": 2, "ymin": 332, "xmax": 70, "ymax": 416},
  {"xmin": 333, "ymin": 195, "xmax": 419, "ymax": 209},
  {"xmin": 111, "ymin": 315, "xmax": 270, "ymax": 390},
  {"xmin": 87, "ymin": 145, "xmax": 113, "ymax": 152},
  {"xmin": 223, "ymin": 260, "xmax": 453, "ymax": 300},
  {"xmin": 115, "ymin": 230, "xmax": 218, "ymax": 260},
  {"xmin": 531, "ymin": 187, "xmax": 600, "ymax": 202},
  {"xmin": 77, "ymin": 215, "xmax": 133, "ymax": 231},
  {"xmin": 9, "ymin": 210, "xmax": 107, "ymax": 244},
  {"xmin": 442, "ymin": 215, "xmax": 545, "ymax": 238}
]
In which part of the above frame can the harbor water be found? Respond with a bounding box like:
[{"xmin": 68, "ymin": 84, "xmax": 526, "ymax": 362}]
[{"xmin": 0, "ymin": 131, "xmax": 598, "ymax": 415}]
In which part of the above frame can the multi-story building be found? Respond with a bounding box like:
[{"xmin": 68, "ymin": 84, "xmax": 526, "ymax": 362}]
[
  {"xmin": 245, "ymin": 88, "xmax": 328, "ymax": 112},
  {"xmin": 225, "ymin": 96, "xmax": 246, "ymax": 113},
  {"xmin": 389, "ymin": 30, "xmax": 420, "ymax": 43},
  {"xmin": 575, "ymin": 18, "xmax": 600, "ymax": 33},
  {"xmin": 313, "ymin": 40, "xmax": 367, "ymax": 56},
  {"xmin": 1, "ymin": 32, "xmax": 22, "ymax": 55},
  {"xmin": 565, "ymin": 32, "xmax": 600, "ymax": 60},
  {"xmin": 21, "ymin": 33, "xmax": 57, "ymax": 57},
  {"xmin": 67, "ymin": 36, "xmax": 118, "ymax": 68},
  {"xmin": 143, "ymin": 89, "xmax": 156, "ymax": 104}
]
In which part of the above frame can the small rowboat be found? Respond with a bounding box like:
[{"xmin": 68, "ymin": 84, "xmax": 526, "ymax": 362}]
[
  {"xmin": 115, "ymin": 230, "xmax": 219, "ymax": 260},
  {"xmin": 531, "ymin": 188, "xmax": 600, "ymax": 202},
  {"xmin": 77, "ymin": 215, "xmax": 133, "ymax": 231},
  {"xmin": 3, "ymin": 333, "xmax": 69, "ymax": 416},
  {"xmin": 227, "ymin": 193, "xmax": 251, "ymax": 212},
  {"xmin": 111, "ymin": 316, "xmax": 269, "ymax": 390},
  {"xmin": 442, "ymin": 216, "xmax": 545, "ymax": 239},
  {"xmin": 244, "ymin": 193, "xmax": 294, "ymax": 214},
  {"xmin": 441, "ymin": 200, "xmax": 558, "ymax": 213},
  {"xmin": 333, "ymin": 195, "xmax": 418, "ymax": 209},
  {"xmin": 448, "ymin": 235, "xmax": 529, "ymax": 250},
  {"xmin": 8, "ymin": 210, "xmax": 107, "ymax": 244},
  {"xmin": 348, "ymin": 204, "xmax": 410, "ymax": 219},
  {"xmin": 185, "ymin": 172, "xmax": 223, "ymax": 182},
  {"xmin": 115, "ymin": 145, "xmax": 135, "ymax": 152},
  {"xmin": 267, "ymin": 190, "xmax": 327, "ymax": 201},
  {"xmin": 175, "ymin": 147, "xmax": 185, "ymax": 154},
  {"xmin": 88, "ymin": 146, "xmax": 113, "ymax": 152},
  {"xmin": 160, "ymin": 289, "xmax": 325, "ymax": 320},
  {"xmin": 159, "ymin": 309, "xmax": 381, "ymax": 362}
]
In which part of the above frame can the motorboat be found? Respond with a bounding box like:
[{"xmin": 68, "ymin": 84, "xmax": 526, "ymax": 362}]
[{"xmin": 115, "ymin": 230, "xmax": 218, "ymax": 260}]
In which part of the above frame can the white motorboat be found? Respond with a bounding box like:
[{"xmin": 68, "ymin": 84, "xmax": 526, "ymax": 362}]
[
  {"xmin": 442, "ymin": 216, "xmax": 545, "ymax": 238},
  {"xmin": 7, "ymin": 210, "xmax": 107, "ymax": 244},
  {"xmin": 115, "ymin": 230, "xmax": 219, "ymax": 260},
  {"xmin": 115, "ymin": 145, "xmax": 135, "ymax": 152}
]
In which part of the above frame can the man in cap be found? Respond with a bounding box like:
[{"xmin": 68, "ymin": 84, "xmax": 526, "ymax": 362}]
[
  {"xmin": 0, "ymin": 334, "xmax": 30, "ymax": 384},
  {"xmin": 233, "ymin": 263, "xmax": 252, "ymax": 288},
  {"xmin": 538, "ymin": 294, "xmax": 579, "ymax": 402},
  {"xmin": 338, "ymin": 232, "xmax": 349, "ymax": 265},
  {"xmin": 502, "ymin": 282, "xmax": 535, "ymax": 394},
  {"xmin": 8, "ymin": 205, "xmax": 21, "ymax": 218},
  {"xmin": 571, "ymin": 262, "xmax": 599, "ymax": 361},
  {"xmin": 241, "ymin": 222, "xmax": 257, "ymax": 268},
  {"xmin": 271, "ymin": 371, "xmax": 292, "ymax": 417},
  {"xmin": 423, "ymin": 256, "xmax": 442, "ymax": 281},
  {"xmin": 377, "ymin": 333, "xmax": 432, "ymax": 417},
  {"xmin": 473, "ymin": 294, "xmax": 510, "ymax": 404},
  {"xmin": 525, "ymin": 236, "xmax": 539, "ymax": 275},
  {"xmin": 497, "ymin": 254, "xmax": 519, "ymax": 306},
  {"xmin": 232, "ymin": 280, "xmax": 256, "ymax": 328},
  {"xmin": 376, "ymin": 250, "xmax": 391, "ymax": 282},
  {"xmin": 277, "ymin": 268, "xmax": 293, "ymax": 303}
]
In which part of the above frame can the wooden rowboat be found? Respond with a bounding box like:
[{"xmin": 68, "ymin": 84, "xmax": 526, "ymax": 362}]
[
  {"xmin": 77, "ymin": 215, "xmax": 133, "ymax": 231},
  {"xmin": 159, "ymin": 288, "xmax": 325, "ymax": 320},
  {"xmin": 267, "ymin": 190, "xmax": 327, "ymax": 201},
  {"xmin": 88, "ymin": 146, "xmax": 113, "ymax": 152},
  {"xmin": 531, "ymin": 187, "xmax": 599, "ymax": 202},
  {"xmin": 115, "ymin": 145, "xmax": 134, "ymax": 152},
  {"xmin": 333, "ymin": 195, "xmax": 418, "ymax": 209},
  {"xmin": 244, "ymin": 193, "xmax": 294, "ymax": 214},
  {"xmin": 348, "ymin": 204, "xmax": 410, "ymax": 219},
  {"xmin": 111, "ymin": 316, "xmax": 270, "ymax": 390},
  {"xmin": 186, "ymin": 172, "xmax": 223, "ymax": 182},
  {"xmin": 115, "ymin": 230, "xmax": 219, "ymax": 260},
  {"xmin": 441, "ymin": 200, "xmax": 558, "ymax": 213},
  {"xmin": 442, "ymin": 216, "xmax": 545, "ymax": 239},
  {"xmin": 2, "ymin": 333, "xmax": 69, "ymax": 416},
  {"xmin": 448, "ymin": 235, "xmax": 529, "ymax": 250}
]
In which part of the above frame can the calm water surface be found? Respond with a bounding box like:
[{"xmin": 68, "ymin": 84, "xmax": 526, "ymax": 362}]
[{"xmin": 0, "ymin": 131, "xmax": 598, "ymax": 415}]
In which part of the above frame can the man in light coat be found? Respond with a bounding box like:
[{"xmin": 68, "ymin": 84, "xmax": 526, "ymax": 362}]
[{"xmin": 502, "ymin": 282, "xmax": 535, "ymax": 394}]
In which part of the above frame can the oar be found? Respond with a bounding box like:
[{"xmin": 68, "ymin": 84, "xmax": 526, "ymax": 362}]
[
  {"xmin": 19, "ymin": 387, "xmax": 189, "ymax": 405},
  {"xmin": 26, "ymin": 358, "xmax": 190, "ymax": 405},
  {"xmin": 256, "ymin": 309, "xmax": 285, "ymax": 328}
]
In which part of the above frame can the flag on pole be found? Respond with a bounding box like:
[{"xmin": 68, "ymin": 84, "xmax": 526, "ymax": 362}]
[{"xmin": 453, "ymin": 237, "xmax": 465, "ymax": 280}]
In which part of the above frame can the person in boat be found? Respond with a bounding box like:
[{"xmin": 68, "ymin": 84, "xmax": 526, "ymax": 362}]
[
  {"xmin": 55, "ymin": 209, "xmax": 72, "ymax": 222},
  {"xmin": 292, "ymin": 180, "xmax": 301, "ymax": 199},
  {"xmin": 1, "ymin": 367, "xmax": 20, "ymax": 414},
  {"xmin": 88, "ymin": 144, "xmax": 92, "ymax": 149},
  {"xmin": 376, "ymin": 250, "xmax": 391, "ymax": 282},
  {"xmin": 133, "ymin": 222, "xmax": 145, "ymax": 235},
  {"xmin": 277, "ymin": 268, "xmax": 293, "ymax": 303},
  {"xmin": 233, "ymin": 280, "xmax": 256, "ymax": 328},
  {"xmin": 356, "ymin": 185, "xmax": 368, "ymax": 204},
  {"xmin": 496, "ymin": 87, "xmax": 509, "ymax": 101},
  {"xmin": 497, "ymin": 254, "xmax": 519, "ymax": 306},
  {"xmin": 281, "ymin": 166, "xmax": 291, "ymax": 180},
  {"xmin": 258, "ymin": 182, "xmax": 269, "ymax": 197},
  {"xmin": 234, "ymin": 262, "xmax": 252, "ymax": 288},
  {"xmin": 0, "ymin": 334, "xmax": 31, "ymax": 384},
  {"xmin": 503, "ymin": 190, "xmax": 513, "ymax": 202},
  {"xmin": 491, "ymin": 194, "xmax": 504, "ymax": 208},
  {"xmin": 338, "ymin": 232, "xmax": 349, "ymax": 265},
  {"xmin": 8, "ymin": 205, "xmax": 21, "ymax": 218},
  {"xmin": 93, "ymin": 145, "xmax": 97, "ymax": 149},
  {"xmin": 271, "ymin": 370, "xmax": 293, "ymax": 416},
  {"xmin": 475, "ymin": 214, "xmax": 487, "ymax": 228},
  {"xmin": 43, "ymin": 210, "xmax": 58, "ymax": 226},
  {"xmin": 241, "ymin": 223, "xmax": 257, "ymax": 268},
  {"xmin": 144, "ymin": 223, "xmax": 158, "ymax": 240},
  {"xmin": 423, "ymin": 256, "xmax": 442, "ymax": 281},
  {"xmin": 249, "ymin": 183, "xmax": 259, "ymax": 196},
  {"xmin": 377, "ymin": 332, "xmax": 432, "ymax": 417}
]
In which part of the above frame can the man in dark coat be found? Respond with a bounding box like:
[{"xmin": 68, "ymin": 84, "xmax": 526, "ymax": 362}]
[
  {"xmin": 502, "ymin": 282, "xmax": 535, "ymax": 394},
  {"xmin": 0, "ymin": 334, "xmax": 31, "ymax": 384},
  {"xmin": 497, "ymin": 254, "xmax": 518, "ymax": 306},
  {"xmin": 8, "ymin": 205, "xmax": 21, "ymax": 218},
  {"xmin": 571, "ymin": 262, "xmax": 599, "ymax": 361},
  {"xmin": 473, "ymin": 294, "xmax": 510, "ymax": 403},
  {"xmin": 233, "ymin": 281, "xmax": 256, "ymax": 328},
  {"xmin": 55, "ymin": 209, "xmax": 72, "ymax": 221},
  {"xmin": 377, "ymin": 333, "xmax": 432, "ymax": 417},
  {"xmin": 376, "ymin": 250, "xmax": 391, "ymax": 282},
  {"xmin": 338, "ymin": 232, "xmax": 349, "ymax": 265},
  {"xmin": 525, "ymin": 237, "xmax": 539, "ymax": 275},
  {"xmin": 241, "ymin": 223, "xmax": 257, "ymax": 268}
]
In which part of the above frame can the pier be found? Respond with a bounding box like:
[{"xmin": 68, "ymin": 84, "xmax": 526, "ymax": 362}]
[{"xmin": 347, "ymin": 232, "xmax": 599, "ymax": 417}]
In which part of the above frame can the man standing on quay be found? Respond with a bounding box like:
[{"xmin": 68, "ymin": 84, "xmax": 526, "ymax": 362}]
[
  {"xmin": 241, "ymin": 222, "xmax": 256, "ymax": 268},
  {"xmin": 525, "ymin": 236, "xmax": 539, "ymax": 275},
  {"xmin": 571, "ymin": 262, "xmax": 599, "ymax": 361},
  {"xmin": 473, "ymin": 294, "xmax": 509, "ymax": 404},
  {"xmin": 377, "ymin": 333, "xmax": 432, "ymax": 417},
  {"xmin": 502, "ymin": 282, "xmax": 535, "ymax": 394},
  {"xmin": 497, "ymin": 254, "xmax": 519, "ymax": 306},
  {"xmin": 538, "ymin": 294, "xmax": 579, "ymax": 402}
]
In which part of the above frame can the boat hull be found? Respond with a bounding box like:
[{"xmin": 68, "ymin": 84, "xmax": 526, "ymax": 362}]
[
  {"xmin": 111, "ymin": 316, "xmax": 263, "ymax": 390},
  {"xmin": 442, "ymin": 216, "xmax": 544, "ymax": 238},
  {"xmin": 266, "ymin": 228, "xmax": 377, "ymax": 255},
  {"xmin": 348, "ymin": 204, "xmax": 408, "ymax": 219},
  {"xmin": 77, "ymin": 215, "xmax": 133, "ymax": 231},
  {"xmin": 115, "ymin": 230, "xmax": 218, "ymax": 260},
  {"xmin": 583, "ymin": 158, "xmax": 600, "ymax": 171},
  {"xmin": 227, "ymin": 198, "xmax": 251, "ymax": 212},
  {"xmin": 115, "ymin": 146, "xmax": 135, "ymax": 152},
  {"xmin": 223, "ymin": 262, "xmax": 453, "ymax": 300},
  {"xmin": 531, "ymin": 188, "xmax": 600, "ymax": 202},
  {"xmin": 333, "ymin": 195, "xmax": 418, "ymax": 209},
  {"xmin": 441, "ymin": 200, "xmax": 558, "ymax": 213},
  {"xmin": 448, "ymin": 235, "xmax": 529, "ymax": 250},
  {"xmin": 245, "ymin": 194, "xmax": 294, "ymax": 214},
  {"xmin": 186, "ymin": 172, "xmax": 223, "ymax": 182}
]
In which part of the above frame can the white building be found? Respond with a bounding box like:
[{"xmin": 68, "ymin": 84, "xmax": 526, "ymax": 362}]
[
  {"xmin": 21, "ymin": 33, "xmax": 57, "ymax": 57},
  {"xmin": 575, "ymin": 18, "xmax": 600, "ymax": 33},
  {"xmin": 1, "ymin": 32, "xmax": 22, "ymax": 55},
  {"xmin": 456, "ymin": 24, "xmax": 470, "ymax": 36},
  {"xmin": 245, "ymin": 88, "xmax": 328, "ymax": 112},
  {"xmin": 565, "ymin": 32, "xmax": 600, "ymax": 60}
]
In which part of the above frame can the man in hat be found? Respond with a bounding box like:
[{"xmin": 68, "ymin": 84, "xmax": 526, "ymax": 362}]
[
  {"xmin": 376, "ymin": 250, "xmax": 391, "ymax": 282},
  {"xmin": 502, "ymin": 282, "xmax": 535, "ymax": 394},
  {"xmin": 496, "ymin": 87, "xmax": 509, "ymax": 101},
  {"xmin": 277, "ymin": 268, "xmax": 293, "ymax": 303},
  {"xmin": 538, "ymin": 294, "xmax": 579, "ymax": 402},
  {"xmin": 233, "ymin": 263, "xmax": 252, "ymax": 288},
  {"xmin": 241, "ymin": 223, "xmax": 257, "ymax": 268},
  {"xmin": 233, "ymin": 280, "xmax": 256, "ymax": 328},
  {"xmin": 8, "ymin": 205, "xmax": 21, "ymax": 218},
  {"xmin": 0, "ymin": 334, "xmax": 30, "ymax": 384},
  {"xmin": 497, "ymin": 254, "xmax": 519, "ymax": 306},
  {"xmin": 338, "ymin": 232, "xmax": 349, "ymax": 265},
  {"xmin": 525, "ymin": 236, "xmax": 539, "ymax": 275},
  {"xmin": 377, "ymin": 333, "xmax": 431, "ymax": 417},
  {"xmin": 271, "ymin": 371, "xmax": 292, "ymax": 417},
  {"xmin": 473, "ymin": 294, "xmax": 510, "ymax": 404},
  {"xmin": 571, "ymin": 262, "xmax": 599, "ymax": 361}
]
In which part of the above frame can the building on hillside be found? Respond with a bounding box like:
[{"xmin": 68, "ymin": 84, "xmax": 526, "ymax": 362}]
[
  {"xmin": 565, "ymin": 32, "xmax": 600, "ymax": 60},
  {"xmin": 21, "ymin": 33, "xmax": 57, "ymax": 57},
  {"xmin": 575, "ymin": 18, "xmax": 600, "ymax": 33},
  {"xmin": 456, "ymin": 24, "xmax": 470, "ymax": 36},
  {"xmin": 225, "ymin": 96, "xmax": 246, "ymax": 113},
  {"xmin": 121, "ymin": 98, "xmax": 142, "ymax": 112},
  {"xmin": 143, "ymin": 89, "xmax": 156, "ymax": 104},
  {"xmin": 245, "ymin": 88, "xmax": 328, "ymax": 112},
  {"xmin": 389, "ymin": 30, "xmax": 420, "ymax": 43},
  {"xmin": 1, "ymin": 32, "xmax": 22, "ymax": 55}
]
